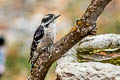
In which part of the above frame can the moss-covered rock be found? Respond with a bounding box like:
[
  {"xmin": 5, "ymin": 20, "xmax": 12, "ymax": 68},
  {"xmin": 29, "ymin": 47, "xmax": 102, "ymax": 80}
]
[{"xmin": 76, "ymin": 34, "xmax": 120, "ymax": 65}]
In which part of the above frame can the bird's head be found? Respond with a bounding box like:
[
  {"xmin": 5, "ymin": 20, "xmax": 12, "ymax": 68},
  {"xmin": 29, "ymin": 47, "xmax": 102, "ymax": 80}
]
[{"xmin": 41, "ymin": 14, "xmax": 60, "ymax": 27}]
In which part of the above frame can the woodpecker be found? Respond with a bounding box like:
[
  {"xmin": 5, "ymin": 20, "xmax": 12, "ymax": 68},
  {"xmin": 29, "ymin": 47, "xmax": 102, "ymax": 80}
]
[{"xmin": 29, "ymin": 14, "xmax": 60, "ymax": 67}]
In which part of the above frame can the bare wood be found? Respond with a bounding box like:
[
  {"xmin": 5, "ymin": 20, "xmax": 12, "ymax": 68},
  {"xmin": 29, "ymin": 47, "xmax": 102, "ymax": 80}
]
[{"xmin": 28, "ymin": 0, "xmax": 112, "ymax": 80}]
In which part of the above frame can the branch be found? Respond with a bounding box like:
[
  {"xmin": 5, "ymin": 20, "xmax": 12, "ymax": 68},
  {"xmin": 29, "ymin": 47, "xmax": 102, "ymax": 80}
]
[{"xmin": 28, "ymin": 0, "xmax": 112, "ymax": 80}]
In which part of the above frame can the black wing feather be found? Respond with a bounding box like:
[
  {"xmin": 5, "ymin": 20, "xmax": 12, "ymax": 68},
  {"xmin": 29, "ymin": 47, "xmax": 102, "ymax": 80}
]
[
  {"xmin": 34, "ymin": 25, "xmax": 44, "ymax": 40},
  {"xmin": 29, "ymin": 25, "xmax": 44, "ymax": 63}
]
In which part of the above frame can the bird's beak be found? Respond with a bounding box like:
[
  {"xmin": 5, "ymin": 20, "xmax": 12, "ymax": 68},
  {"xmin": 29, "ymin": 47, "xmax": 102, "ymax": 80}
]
[{"xmin": 54, "ymin": 15, "xmax": 61, "ymax": 19}]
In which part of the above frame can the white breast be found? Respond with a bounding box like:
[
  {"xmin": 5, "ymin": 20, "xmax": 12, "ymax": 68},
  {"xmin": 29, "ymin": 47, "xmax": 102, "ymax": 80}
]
[{"xmin": 44, "ymin": 22, "xmax": 56, "ymax": 42}]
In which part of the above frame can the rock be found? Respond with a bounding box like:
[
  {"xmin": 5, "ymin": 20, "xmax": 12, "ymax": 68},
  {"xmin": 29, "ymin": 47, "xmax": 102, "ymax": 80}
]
[
  {"xmin": 79, "ymin": 34, "xmax": 120, "ymax": 49},
  {"xmin": 56, "ymin": 62, "xmax": 120, "ymax": 80},
  {"xmin": 76, "ymin": 34, "xmax": 120, "ymax": 64},
  {"xmin": 56, "ymin": 34, "xmax": 120, "ymax": 80}
]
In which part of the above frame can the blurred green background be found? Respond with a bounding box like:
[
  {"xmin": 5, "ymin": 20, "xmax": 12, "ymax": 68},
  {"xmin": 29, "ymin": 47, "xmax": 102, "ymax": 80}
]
[{"xmin": 0, "ymin": 0, "xmax": 120, "ymax": 80}]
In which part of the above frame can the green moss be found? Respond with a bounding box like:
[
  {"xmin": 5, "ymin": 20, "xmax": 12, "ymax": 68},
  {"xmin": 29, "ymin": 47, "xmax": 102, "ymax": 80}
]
[
  {"xmin": 76, "ymin": 47, "xmax": 120, "ymax": 66},
  {"xmin": 101, "ymin": 57, "xmax": 120, "ymax": 66}
]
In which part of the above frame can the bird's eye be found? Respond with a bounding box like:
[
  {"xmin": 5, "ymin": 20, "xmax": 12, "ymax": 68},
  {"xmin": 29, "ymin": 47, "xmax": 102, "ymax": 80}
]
[
  {"xmin": 47, "ymin": 17, "xmax": 50, "ymax": 20},
  {"xmin": 42, "ymin": 15, "xmax": 53, "ymax": 23}
]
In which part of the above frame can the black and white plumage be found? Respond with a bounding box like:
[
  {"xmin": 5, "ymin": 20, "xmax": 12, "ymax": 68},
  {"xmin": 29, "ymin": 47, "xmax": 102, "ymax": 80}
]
[{"xmin": 29, "ymin": 14, "xmax": 60, "ymax": 67}]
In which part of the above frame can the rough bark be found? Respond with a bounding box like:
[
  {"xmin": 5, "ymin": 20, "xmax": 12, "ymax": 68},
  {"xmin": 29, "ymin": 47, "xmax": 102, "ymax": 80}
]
[
  {"xmin": 28, "ymin": 0, "xmax": 112, "ymax": 80},
  {"xmin": 56, "ymin": 34, "xmax": 120, "ymax": 80}
]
